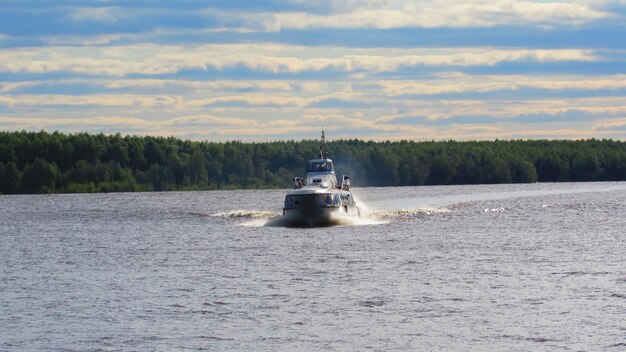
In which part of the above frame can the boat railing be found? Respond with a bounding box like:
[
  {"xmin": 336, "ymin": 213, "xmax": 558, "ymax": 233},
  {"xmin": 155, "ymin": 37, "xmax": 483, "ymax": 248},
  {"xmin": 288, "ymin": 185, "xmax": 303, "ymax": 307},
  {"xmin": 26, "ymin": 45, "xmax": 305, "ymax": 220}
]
[{"xmin": 341, "ymin": 175, "xmax": 351, "ymax": 190}]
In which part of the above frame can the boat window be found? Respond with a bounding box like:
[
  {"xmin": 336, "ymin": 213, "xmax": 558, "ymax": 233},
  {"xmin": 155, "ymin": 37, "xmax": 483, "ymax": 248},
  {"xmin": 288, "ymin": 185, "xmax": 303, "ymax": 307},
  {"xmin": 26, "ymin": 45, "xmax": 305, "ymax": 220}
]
[
  {"xmin": 308, "ymin": 161, "xmax": 333, "ymax": 172},
  {"xmin": 284, "ymin": 196, "xmax": 298, "ymax": 208}
]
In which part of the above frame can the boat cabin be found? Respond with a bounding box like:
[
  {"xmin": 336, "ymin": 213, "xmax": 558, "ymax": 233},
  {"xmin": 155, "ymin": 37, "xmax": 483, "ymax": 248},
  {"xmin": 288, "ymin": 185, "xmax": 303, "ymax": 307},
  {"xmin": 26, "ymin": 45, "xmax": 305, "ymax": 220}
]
[{"xmin": 305, "ymin": 158, "xmax": 337, "ymax": 188}]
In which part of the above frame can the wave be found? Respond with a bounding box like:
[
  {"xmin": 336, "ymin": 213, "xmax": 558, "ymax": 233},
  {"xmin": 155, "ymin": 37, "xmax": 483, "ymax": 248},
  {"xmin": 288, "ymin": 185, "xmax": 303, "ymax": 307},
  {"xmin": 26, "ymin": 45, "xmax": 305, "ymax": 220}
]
[
  {"xmin": 216, "ymin": 205, "xmax": 449, "ymax": 228},
  {"xmin": 212, "ymin": 210, "xmax": 282, "ymax": 219},
  {"xmin": 368, "ymin": 207, "xmax": 450, "ymax": 220},
  {"xmin": 237, "ymin": 211, "xmax": 386, "ymax": 228},
  {"xmin": 483, "ymin": 207, "xmax": 508, "ymax": 213},
  {"xmin": 328, "ymin": 211, "xmax": 387, "ymax": 226}
]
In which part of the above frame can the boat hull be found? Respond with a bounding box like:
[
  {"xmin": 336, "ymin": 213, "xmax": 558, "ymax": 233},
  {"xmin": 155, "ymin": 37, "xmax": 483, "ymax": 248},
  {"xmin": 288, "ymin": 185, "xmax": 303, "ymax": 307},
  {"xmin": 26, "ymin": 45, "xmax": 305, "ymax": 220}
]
[{"xmin": 282, "ymin": 188, "xmax": 359, "ymax": 227}]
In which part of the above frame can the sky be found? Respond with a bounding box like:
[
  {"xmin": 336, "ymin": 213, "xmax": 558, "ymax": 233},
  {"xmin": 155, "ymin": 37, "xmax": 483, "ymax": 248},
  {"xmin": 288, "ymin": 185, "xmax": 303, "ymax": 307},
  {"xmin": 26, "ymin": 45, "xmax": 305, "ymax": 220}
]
[{"xmin": 1, "ymin": 0, "xmax": 626, "ymax": 142}]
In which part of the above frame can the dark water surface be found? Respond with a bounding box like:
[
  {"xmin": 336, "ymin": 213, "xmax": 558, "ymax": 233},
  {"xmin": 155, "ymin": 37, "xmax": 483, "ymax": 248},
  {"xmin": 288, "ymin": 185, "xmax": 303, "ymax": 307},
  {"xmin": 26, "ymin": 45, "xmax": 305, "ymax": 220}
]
[{"xmin": 1, "ymin": 182, "xmax": 625, "ymax": 351}]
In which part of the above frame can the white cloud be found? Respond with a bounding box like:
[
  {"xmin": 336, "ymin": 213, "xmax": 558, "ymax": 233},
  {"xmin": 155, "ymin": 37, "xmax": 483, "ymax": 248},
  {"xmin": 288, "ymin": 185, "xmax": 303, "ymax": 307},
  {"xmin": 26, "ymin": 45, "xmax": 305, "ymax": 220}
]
[
  {"xmin": 139, "ymin": 96, "xmax": 184, "ymax": 109},
  {"xmin": 0, "ymin": 94, "xmax": 138, "ymax": 107},
  {"xmin": 163, "ymin": 114, "xmax": 258, "ymax": 127},
  {"xmin": 594, "ymin": 117, "xmax": 626, "ymax": 130},
  {"xmin": 6, "ymin": 73, "xmax": 626, "ymax": 100},
  {"xmin": 0, "ymin": 81, "xmax": 40, "ymax": 93},
  {"xmin": 0, "ymin": 115, "xmax": 151, "ymax": 128},
  {"xmin": 5, "ymin": 76, "xmax": 626, "ymax": 123},
  {"xmin": 70, "ymin": 6, "xmax": 125, "ymax": 23},
  {"xmin": 378, "ymin": 74, "xmax": 626, "ymax": 96},
  {"xmin": 4, "ymin": 96, "xmax": 626, "ymax": 140},
  {"xmin": 240, "ymin": 0, "xmax": 609, "ymax": 31},
  {"xmin": 0, "ymin": 45, "xmax": 597, "ymax": 77},
  {"xmin": 0, "ymin": 94, "xmax": 186, "ymax": 110},
  {"xmin": 188, "ymin": 95, "xmax": 309, "ymax": 108}
]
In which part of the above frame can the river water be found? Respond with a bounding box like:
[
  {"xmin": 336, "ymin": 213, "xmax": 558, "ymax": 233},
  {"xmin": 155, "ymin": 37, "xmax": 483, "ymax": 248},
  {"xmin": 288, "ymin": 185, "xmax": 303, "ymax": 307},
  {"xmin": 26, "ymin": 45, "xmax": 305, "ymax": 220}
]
[{"xmin": 1, "ymin": 182, "xmax": 625, "ymax": 351}]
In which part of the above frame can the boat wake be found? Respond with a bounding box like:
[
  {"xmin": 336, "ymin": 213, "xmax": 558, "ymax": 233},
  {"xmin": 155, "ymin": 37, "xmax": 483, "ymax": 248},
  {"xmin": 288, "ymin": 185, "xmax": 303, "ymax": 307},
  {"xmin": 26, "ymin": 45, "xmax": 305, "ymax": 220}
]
[
  {"xmin": 369, "ymin": 207, "xmax": 450, "ymax": 220},
  {"xmin": 239, "ymin": 213, "xmax": 387, "ymax": 228},
  {"xmin": 212, "ymin": 210, "xmax": 282, "ymax": 219},
  {"xmin": 350, "ymin": 196, "xmax": 451, "ymax": 221},
  {"xmin": 220, "ymin": 205, "xmax": 448, "ymax": 228},
  {"xmin": 213, "ymin": 195, "xmax": 450, "ymax": 228}
]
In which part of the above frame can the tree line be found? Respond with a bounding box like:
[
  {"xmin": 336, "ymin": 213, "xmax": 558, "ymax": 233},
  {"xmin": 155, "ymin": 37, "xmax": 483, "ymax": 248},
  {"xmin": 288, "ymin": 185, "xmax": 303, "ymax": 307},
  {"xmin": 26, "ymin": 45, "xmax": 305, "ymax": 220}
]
[{"xmin": 1, "ymin": 131, "xmax": 626, "ymax": 194}]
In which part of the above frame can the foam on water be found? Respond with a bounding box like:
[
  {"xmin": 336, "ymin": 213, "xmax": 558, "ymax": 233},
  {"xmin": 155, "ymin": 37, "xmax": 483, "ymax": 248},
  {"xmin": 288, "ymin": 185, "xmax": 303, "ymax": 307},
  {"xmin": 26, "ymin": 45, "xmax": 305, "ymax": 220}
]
[
  {"xmin": 237, "ymin": 211, "xmax": 387, "ymax": 228},
  {"xmin": 232, "ymin": 195, "xmax": 447, "ymax": 227},
  {"xmin": 370, "ymin": 207, "xmax": 451, "ymax": 219},
  {"xmin": 238, "ymin": 217, "xmax": 278, "ymax": 227},
  {"xmin": 328, "ymin": 211, "xmax": 387, "ymax": 226},
  {"xmin": 231, "ymin": 192, "xmax": 390, "ymax": 227},
  {"xmin": 212, "ymin": 210, "xmax": 282, "ymax": 219},
  {"xmin": 218, "ymin": 191, "xmax": 454, "ymax": 227},
  {"xmin": 351, "ymin": 192, "xmax": 450, "ymax": 221}
]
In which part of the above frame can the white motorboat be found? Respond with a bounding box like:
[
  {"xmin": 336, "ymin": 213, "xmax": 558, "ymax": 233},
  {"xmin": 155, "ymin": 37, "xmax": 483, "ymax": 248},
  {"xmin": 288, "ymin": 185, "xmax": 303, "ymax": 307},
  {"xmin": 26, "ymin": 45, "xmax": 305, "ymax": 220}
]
[{"xmin": 282, "ymin": 131, "xmax": 360, "ymax": 226}]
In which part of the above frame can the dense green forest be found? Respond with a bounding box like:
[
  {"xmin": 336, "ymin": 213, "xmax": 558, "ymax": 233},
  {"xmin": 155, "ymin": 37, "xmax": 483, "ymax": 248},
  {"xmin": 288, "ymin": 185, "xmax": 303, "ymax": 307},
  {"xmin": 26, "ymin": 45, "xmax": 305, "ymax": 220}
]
[{"xmin": 1, "ymin": 131, "xmax": 626, "ymax": 194}]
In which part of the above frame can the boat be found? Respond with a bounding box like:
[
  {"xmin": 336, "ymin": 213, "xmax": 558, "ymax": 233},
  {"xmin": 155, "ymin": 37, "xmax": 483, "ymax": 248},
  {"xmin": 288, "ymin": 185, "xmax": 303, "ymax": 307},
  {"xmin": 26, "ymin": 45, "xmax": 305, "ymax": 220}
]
[{"xmin": 282, "ymin": 131, "xmax": 360, "ymax": 226}]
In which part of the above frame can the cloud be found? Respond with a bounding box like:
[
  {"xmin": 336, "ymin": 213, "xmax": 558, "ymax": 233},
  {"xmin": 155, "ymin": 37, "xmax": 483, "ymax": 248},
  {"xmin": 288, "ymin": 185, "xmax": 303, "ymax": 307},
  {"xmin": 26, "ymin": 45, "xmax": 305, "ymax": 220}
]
[
  {"xmin": 0, "ymin": 44, "xmax": 597, "ymax": 77},
  {"xmin": 99, "ymin": 79, "xmax": 298, "ymax": 92},
  {"xmin": 0, "ymin": 113, "xmax": 260, "ymax": 137},
  {"xmin": 69, "ymin": 6, "xmax": 125, "ymax": 23},
  {"xmin": 372, "ymin": 96, "xmax": 626, "ymax": 123},
  {"xmin": 242, "ymin": 0, "xmax": 610, "ymax": 31},
  {"xmin": 0, "ymin": 81, "xmax": 40, "ymax": 93},
  {"xmin": 139, "ymin": 96, "xmax": 184, "ymax": 109},
  {"xmin": 0, "ymin": 92, "xmax": 309, "ymax": 110},
  {"xmin": 595, "ymin": 117, "xmax": 626, "ymax": 131},
  {"xmin": 0, "ymin": 94, "xmax": 143, "ymax": 108},
  {"xmin": 4, "ymin": 101, "xmax": 626, "ymax": 141},
  {"xmin": 4, "ymin": 79, "xmax": 626, "ymax": 126},
  {"xmin": 0, "ymin": 115, "xmax": 151, "ymax": 129},
  {"xmin": 379, "ymin": 73, "xmax": 626, "ymax": 96},
  {"xmin": 188, "ymin": 95, "xmax": 308, "ymax": 108},
  {"xmin": 0, "ymin": 94, "xmax": 187, "ymax": 110},
  {"xmin": 2, "ymin": 1, "xmax": 613, "ymax": 37},
  {"xmin": 6, "ymin": 73, "xmax": 626, "ymax": 100},
  {"xmin": 163, "ymin": 114, "xmax": 258, "ymax": 127}
]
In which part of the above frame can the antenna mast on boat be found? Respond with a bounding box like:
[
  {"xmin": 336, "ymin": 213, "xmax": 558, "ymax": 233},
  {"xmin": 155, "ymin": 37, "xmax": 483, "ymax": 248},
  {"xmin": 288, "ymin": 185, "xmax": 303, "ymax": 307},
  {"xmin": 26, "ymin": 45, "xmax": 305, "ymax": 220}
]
[{"xmin": 319, "ymin": 129, "xmax": 328, "ymax": 159}]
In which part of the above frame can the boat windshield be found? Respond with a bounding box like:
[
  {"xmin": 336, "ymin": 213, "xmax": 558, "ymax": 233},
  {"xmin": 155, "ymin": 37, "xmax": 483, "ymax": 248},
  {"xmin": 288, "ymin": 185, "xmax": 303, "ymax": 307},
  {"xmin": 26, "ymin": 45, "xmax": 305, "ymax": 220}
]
[{"xmin": 308, "ymin": 161, "xmax": 333, "ymax": 172}]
